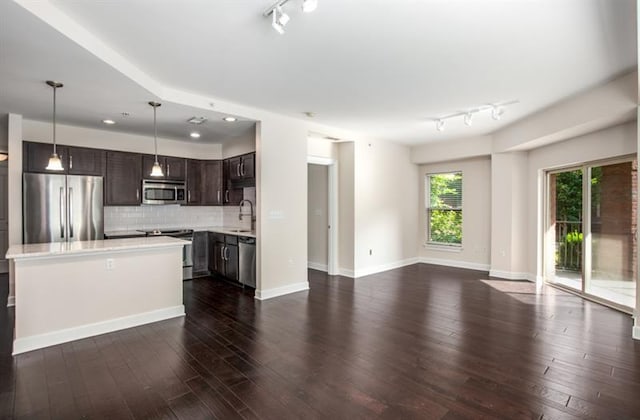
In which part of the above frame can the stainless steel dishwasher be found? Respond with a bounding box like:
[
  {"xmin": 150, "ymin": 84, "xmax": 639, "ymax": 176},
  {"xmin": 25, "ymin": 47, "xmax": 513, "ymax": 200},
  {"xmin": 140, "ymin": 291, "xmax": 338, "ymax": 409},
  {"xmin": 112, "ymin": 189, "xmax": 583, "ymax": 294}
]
[{"xmin": 238, "ymin": 236, "xmax": 256, "ymax": 288}]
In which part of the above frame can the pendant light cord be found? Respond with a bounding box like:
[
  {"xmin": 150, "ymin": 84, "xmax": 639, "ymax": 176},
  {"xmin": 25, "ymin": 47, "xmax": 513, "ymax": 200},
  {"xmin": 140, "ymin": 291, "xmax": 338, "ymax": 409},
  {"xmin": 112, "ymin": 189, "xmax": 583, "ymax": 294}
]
[
  {"xmin": 52, "ymin": 85, "xmax": 57, "ymax": 155},
  {"xmin": 153, "ymin": 105, "xmax": 158, "ymax": 162}
]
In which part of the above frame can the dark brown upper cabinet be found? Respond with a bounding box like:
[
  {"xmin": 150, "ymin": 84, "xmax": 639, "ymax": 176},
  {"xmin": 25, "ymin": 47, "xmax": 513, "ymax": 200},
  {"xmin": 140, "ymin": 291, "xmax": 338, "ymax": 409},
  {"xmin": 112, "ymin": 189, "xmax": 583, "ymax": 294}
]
[
  {"xmin": 142, "ymin": 155, "xmax": 186, "ymax": 181},
  {"xmin": 202, "ymin": 160, "xmax": 223, "ymax": 206},
  {"xmin": 226, "ymin": 152, "xmax": 255, "ymax": 184},
  {"xmin": 23, "ymin": 142, "xmax": 105, "ymax": 176},
  {"xmin": 67, "ymin": 146, "xmax": 105, "ymax": 176},
  {"xmin": 186, "ymin": 159, "xmax": 203, "ymax": 205},
  {"xmin": 105, "ymin": 151, "xmax": 142, "ymax": 206}
]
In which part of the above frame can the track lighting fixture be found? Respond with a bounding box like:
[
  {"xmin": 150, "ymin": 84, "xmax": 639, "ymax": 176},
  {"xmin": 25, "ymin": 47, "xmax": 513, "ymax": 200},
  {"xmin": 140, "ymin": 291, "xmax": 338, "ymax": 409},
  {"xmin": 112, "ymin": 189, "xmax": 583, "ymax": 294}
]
[
  {"xmin": 429, "ymin": 100, "xmax": 518, "ymax": 132},
  {"xmin": 264, "ymin": 0, "xmax": 318, "ymax": 34}
]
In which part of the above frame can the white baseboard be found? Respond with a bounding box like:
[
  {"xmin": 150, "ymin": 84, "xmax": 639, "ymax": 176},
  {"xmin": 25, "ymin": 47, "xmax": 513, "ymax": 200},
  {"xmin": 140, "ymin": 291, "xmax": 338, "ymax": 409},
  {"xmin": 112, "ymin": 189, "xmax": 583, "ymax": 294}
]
[
  {"xmin": 633, "ymin": 325, "xmax": 640, "ymax": 341},
  {"xmin": 338, "ymin": 268, "xmax": 355, "ymax": 278},
  {"xmin": 355, "ymin": 257, "xmax": 420, "ymax": 278},
  {"xmin": 12, "ymin": 305, "xmax": 185, "ymax": 355},
  {"xmin": 489, "ymin": 269, "xmax": 533, "ymax": 281},
  {"xmin": 255, "ymin": 281, "xmax": 309, "ymax": 300},
  {"xmin": 419, "ymin": 257, "xmax": 489, "ymax": 272},
  {"xmin": 307, "ymin": 261, "xmax": 328, "ymax": 272},
  {"xmin": 6, "ymin": 295, "xmax": 14, "ymax": 307}
]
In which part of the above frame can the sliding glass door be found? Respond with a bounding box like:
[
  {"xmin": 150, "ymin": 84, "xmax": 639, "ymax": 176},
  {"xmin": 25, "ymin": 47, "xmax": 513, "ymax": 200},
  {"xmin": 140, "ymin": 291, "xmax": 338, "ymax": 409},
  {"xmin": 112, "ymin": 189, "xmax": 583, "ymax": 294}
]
[{"xmin": 545, "ymin": 158, "xmax": 637, "ymax": 310}]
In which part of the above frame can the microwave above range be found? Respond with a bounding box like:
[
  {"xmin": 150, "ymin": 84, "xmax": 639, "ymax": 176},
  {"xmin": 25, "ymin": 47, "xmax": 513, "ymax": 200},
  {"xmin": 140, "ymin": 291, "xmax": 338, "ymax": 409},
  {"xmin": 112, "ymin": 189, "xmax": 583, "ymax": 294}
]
[{"xmin": 142, "ymin": 179, "xmax": 186, "ymax": 205}]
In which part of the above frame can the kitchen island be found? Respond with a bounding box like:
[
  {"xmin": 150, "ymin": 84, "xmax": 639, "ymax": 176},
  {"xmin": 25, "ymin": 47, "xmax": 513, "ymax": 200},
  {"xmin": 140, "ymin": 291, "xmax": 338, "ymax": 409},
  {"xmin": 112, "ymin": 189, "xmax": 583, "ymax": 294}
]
[{"xmin": 6, "ymin": 236, "xmax": 187, "ymax": 355}]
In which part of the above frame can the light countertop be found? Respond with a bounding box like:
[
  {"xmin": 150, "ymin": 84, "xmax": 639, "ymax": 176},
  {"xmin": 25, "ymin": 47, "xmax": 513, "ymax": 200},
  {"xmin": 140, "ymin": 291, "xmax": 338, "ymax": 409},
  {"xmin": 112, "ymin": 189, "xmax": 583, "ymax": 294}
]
[
  {"xmin": 104, "ymin": 227, "xmax": 256, "ymax": 239},
  {"xmin": 194, "ymin": 226, "xmax": 256, "ymax": 238},
  {"xmin": 6, "ymin": 236, "xmax": 188, "ymax": 260}
]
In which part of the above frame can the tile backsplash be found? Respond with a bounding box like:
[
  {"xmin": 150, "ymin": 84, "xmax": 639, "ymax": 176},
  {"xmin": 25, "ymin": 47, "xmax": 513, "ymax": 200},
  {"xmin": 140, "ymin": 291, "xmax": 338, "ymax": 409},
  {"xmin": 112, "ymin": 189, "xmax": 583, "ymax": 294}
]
[
  {"xmin": 105, "ymin": 206, "xmax": 223, "ymax": 232},
  {"xmin": 105, "ymin": 187, "xmax": 257, "ymax": 232}
]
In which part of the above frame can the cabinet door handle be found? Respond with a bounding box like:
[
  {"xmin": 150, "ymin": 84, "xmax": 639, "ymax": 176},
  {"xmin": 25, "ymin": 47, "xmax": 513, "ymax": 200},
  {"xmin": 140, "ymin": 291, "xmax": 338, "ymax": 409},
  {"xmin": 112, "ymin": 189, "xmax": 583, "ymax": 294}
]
[
  {"xmin": 221, "ymin": 246, "xmax": 226, "ymax": 261},
  {"xmin": 68, "ymin": 187, "xmax": 74, "ymax": 238},
  {"xmin": 217, "ymin": 190, "xmax": 221, "ymax": 203},
  {"xmin": 236, "ymin": 163, "xmax": 240, "ymax": 177},
  {"xmin": 167, "ymin": 163, "xmax": 170, "ymax": 177},
  {"xmin": 188, "ymin": 190, "xmax": 191, "ymax": 202},
  {"xmin": 60, "ymin": 187, "xmax": 65, "ymax": 238},
  {"xmin": 225, "ymin": 190, "xmax": 229, "ymax": 202},
  {"xmin": 136, "ymin": 188, "xmax": 140, "ymax": 201},
  {"xmin": 225, "ymin": 246, "xmax": 229, "ymax": 261},
  {"xmin": 69, "ymin": 154, "xmax": 73, "ymax": 170},
  {"xmin": 240, "ymin": 161, "xmax": 245, "ymax": 177}
]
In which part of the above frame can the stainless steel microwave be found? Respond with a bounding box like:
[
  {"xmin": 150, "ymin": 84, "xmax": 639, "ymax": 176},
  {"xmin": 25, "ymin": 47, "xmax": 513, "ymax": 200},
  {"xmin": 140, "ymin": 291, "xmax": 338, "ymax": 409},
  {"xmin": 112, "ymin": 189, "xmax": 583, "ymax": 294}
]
[{"xmin": 142, "ymin": 179, "xmax": 187, "ymax": 205}]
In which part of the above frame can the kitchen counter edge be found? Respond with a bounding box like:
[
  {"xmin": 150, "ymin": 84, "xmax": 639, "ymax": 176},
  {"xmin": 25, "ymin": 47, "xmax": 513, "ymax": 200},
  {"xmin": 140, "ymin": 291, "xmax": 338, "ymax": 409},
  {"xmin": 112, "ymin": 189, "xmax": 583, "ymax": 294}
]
[{"xmin": 6, "ymin": 236, "xmax": 188, "ymax": 260}]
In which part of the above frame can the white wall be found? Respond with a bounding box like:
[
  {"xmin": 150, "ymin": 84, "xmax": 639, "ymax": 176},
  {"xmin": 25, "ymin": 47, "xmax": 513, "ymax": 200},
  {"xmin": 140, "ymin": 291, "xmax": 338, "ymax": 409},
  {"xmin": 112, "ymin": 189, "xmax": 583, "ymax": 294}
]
[
  {"xmin": 254, "ymin": 117, "xmax": 310, "ymax": 299},
  {"xmin": 338, "ymin": 142, "xmax": 355, "ymax": 274},
  {"xmin": 493, "ymin": 71, "xmax": 637, "ymax": 153},
  {"xmin": 22, "ymin": 119, "xmax": 223, "ymax": 159},
  {"xmin": 411, "ymin": 136, "xmax": 492, "ymax": 165},
  {"xmin": 307, "ymin": 164, "xmax": 328, "ymax": 270},
  {"xmin": 353, "ymin": 140, "xmax": 419, "ymax": 276},
  {"xmin": 490, "ymin": 152, "xmax": 529, "ymax": 279},
  {"xmin": 221, "ymin": 125, "xmax": 256, "ymax": 158},
  {"xmin": 418, "ymin": 157, "xmax": 492, "ymax": 270},
  {"xmin": 308, "ymin": 137, "xmax": 338, "ymax": 160}
]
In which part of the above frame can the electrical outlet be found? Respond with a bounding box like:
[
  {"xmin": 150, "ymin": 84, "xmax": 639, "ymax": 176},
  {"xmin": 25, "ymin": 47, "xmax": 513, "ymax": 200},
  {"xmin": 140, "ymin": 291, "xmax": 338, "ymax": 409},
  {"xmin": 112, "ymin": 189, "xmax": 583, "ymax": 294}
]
[{"xmin": 106, "ymin": 258, "xmax": 115, "ymax": 270}]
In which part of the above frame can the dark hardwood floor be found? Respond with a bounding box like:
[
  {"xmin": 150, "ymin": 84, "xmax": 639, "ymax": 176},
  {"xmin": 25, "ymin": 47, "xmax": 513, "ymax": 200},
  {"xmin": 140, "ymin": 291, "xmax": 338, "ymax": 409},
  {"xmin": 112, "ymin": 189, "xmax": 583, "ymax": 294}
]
[{"xmin": 1, "ymin": 264, "xmax": 640, "ymax": 419}]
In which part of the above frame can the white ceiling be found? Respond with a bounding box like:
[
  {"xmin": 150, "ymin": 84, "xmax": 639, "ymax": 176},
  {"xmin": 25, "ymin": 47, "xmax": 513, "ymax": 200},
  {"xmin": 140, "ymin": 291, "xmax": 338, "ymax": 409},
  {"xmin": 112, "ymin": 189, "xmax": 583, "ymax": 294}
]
[{"xmin": 1, "ymin": 0, "xmax": 637, "ymax": 145}]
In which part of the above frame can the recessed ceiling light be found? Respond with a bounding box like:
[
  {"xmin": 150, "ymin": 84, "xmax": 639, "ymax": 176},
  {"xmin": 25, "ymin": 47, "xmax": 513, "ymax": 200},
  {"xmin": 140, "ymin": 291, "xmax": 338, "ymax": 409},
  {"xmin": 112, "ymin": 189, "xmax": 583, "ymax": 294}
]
[
  {"xmin": 187, "ymin": 116, "xmax": 207, "ymax": 125},
  {"xmin": 102, "ymin": 119, "xmax": 116, "ymax": 125},
  {"xmin": 223, "ymin": 117, "xmax": 237, "ymax": 122},
  {"xmin": 190, "ymin": 132, "xmax": 201, "ymax": 139}
]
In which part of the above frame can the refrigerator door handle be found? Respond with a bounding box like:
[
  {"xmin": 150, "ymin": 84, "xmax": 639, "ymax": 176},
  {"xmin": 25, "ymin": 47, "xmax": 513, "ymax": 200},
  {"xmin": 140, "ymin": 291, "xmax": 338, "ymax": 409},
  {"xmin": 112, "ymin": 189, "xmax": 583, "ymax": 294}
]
[
  {"xmin": 59, "ymin": 187, "xmax": 65, "ymax": 238},
  {"xmin": 68, "ymin": 187, "xmax": 74, "ymax": 238}
]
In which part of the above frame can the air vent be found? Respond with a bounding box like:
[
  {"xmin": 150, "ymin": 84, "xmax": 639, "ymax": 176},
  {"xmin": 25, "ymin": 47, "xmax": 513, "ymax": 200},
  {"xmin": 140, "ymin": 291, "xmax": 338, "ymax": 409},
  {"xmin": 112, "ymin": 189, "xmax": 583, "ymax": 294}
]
[{"xmin": 187, "ymin": 117, "xmax": 208, "ymax": 125}]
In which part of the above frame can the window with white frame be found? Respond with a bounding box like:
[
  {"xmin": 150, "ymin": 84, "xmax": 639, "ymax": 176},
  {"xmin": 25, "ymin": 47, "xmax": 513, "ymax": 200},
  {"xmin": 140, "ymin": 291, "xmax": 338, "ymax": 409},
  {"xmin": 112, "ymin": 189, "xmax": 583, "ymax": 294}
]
[{"xmin": 426, "ymin": 172, "xmax": 462, "ymax": 246}]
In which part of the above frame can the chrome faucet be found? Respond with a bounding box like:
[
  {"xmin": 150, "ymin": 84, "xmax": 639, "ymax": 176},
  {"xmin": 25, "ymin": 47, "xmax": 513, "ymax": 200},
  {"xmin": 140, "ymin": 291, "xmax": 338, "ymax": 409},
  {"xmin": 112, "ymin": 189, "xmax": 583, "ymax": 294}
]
[{"xmin": 239, "ymin": 199, "xmax": 255, "ymax": 232}]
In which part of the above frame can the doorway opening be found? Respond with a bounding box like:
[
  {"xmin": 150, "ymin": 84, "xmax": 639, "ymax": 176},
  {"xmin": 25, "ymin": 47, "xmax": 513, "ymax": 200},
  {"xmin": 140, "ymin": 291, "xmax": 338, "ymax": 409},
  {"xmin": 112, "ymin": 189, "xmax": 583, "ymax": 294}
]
[
  {"xmin": 544, "ymin": 157, "xmax": 637, "ymax": 311},
  {"xmin": 307, "ymin": 157, "xmax": 338, "ymax": 275}
]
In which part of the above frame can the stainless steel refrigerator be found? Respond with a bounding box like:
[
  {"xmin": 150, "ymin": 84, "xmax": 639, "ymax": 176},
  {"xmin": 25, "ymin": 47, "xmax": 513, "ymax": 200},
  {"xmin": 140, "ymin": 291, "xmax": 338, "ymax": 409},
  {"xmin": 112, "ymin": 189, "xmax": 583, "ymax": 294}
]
[{"xmin": 23, "ymin": 173, "xmax": 104, "ymax": 244}]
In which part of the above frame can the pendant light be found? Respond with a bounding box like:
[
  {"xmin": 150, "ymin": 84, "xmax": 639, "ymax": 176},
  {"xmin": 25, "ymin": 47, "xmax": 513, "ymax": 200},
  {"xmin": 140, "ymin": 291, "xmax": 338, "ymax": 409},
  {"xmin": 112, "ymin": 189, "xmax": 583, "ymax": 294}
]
[
  {"xmin": 148, "ymin": 101, "xmax": 164, "ymax": 177},
  {"xmin": 45, "ymin": 80, "xmax": 64, "ymax": 171}
]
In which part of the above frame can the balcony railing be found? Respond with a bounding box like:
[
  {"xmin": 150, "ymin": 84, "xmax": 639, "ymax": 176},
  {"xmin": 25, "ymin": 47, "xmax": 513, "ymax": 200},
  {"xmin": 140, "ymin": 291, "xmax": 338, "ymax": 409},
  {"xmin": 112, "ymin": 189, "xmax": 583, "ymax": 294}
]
[{"xmin": 555, "ymin": 220, "xmax": 582, "ymax": 271}]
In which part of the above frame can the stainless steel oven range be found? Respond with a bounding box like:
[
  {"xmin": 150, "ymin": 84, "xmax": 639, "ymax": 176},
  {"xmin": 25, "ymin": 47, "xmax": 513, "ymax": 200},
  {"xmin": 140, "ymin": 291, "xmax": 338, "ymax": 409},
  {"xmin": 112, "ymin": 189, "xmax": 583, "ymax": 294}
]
[{"xmin": 139, "ymin": 228, "xmax": 193, "ymax": 280}]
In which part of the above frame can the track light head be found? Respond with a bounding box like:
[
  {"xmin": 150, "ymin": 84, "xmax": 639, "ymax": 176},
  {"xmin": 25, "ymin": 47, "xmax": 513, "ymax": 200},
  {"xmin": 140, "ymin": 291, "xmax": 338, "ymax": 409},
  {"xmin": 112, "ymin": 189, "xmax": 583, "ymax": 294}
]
[
  {"xmin": 302, "ymin": 0, "xmax": 318, "ymax": 12},
  {"xmin": 435, "ymin": 119, "xmax": 445, "ymax": 132},
  {"xmin": 464, "ymin": 112, "xmax": 473, "ymax": 126},
  {"xmin": 277, "ymin": 6, "xmax": 290, "ymax": 25},
  {"xmin": 491, "ymin": 105, "xmax": 504, "ymax": 121},
  {"xmin": 271, "ymin": 6, "xmax": 290, "ymax": 34}
]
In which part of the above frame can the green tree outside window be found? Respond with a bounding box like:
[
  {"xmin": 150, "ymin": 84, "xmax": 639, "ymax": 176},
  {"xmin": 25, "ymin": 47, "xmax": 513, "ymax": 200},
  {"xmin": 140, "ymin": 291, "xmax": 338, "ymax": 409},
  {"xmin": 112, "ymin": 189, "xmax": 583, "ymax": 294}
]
[{"xmin": 427, "ymin": 172, "xmax": 462, "ymax": 245}]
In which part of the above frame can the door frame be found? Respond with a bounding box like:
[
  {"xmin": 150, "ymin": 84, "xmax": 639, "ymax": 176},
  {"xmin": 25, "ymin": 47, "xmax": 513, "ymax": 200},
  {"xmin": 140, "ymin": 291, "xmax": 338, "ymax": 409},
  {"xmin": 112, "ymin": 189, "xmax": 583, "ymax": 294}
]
[
  {"xmin": 307, "ymin": 156, "xmax": 338, "ymax": 275},
  {"xmin": 543, "ymin": 155, "xmax": 636, "ymax": 314}
]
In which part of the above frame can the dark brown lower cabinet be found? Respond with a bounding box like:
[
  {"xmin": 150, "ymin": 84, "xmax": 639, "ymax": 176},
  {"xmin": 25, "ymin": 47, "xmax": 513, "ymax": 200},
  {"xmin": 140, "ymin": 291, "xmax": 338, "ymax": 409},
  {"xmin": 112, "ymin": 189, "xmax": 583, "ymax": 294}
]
[{"xmin": 208, "ymin": 232, "xmax": 239, "ymax": 282}]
